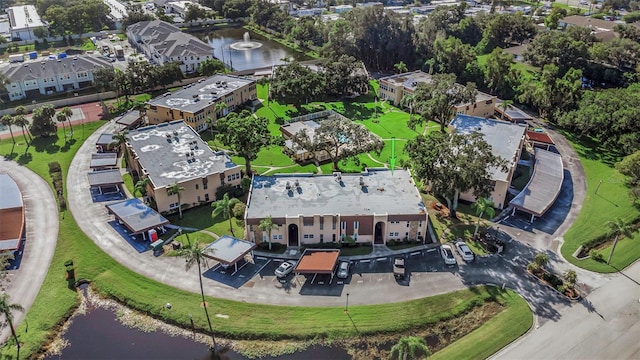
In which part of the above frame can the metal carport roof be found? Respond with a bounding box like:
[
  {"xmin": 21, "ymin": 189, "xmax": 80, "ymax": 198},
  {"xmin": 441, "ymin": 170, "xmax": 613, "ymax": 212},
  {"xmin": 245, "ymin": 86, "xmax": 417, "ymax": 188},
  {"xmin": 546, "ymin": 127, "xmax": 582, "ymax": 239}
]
[
  {"xmin": 106, "ymin": 198, "xmax": 169, "ymax": 234},
  {"xmin": 88, "ymin": 169, "xmax": 124, "ymax": 187},
  {"xmin": 202, "ymin": 235, "xmax": 257, "ymax": 266},
  {"xmin": 509, "ymin": 149, "xmax": 564, "ymax": 217}
]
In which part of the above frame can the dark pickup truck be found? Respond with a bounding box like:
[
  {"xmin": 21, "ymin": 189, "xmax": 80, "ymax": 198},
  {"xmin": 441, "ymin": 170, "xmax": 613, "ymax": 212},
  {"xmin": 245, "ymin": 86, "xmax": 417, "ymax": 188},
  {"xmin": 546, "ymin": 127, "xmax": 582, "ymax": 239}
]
[{"xmin": 393, "ymin": 257, "xmax": 406, "ymax": 279}]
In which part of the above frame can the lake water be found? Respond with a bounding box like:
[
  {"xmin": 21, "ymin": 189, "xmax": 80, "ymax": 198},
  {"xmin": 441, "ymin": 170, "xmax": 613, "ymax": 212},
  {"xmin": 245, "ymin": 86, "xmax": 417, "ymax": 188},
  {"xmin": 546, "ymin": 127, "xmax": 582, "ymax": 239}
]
[
  {"xmin": 197, "ymin": 27, "xmax": 310, "ymax": 71},
  {"xmin": 45, "ymin": 301, "xmax": 351, "ymax": 360}
]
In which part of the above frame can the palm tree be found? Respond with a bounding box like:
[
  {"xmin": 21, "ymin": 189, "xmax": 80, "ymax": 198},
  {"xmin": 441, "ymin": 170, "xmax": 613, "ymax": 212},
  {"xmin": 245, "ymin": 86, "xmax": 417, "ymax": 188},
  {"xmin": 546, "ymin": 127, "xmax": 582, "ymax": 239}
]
[
  {"xmin": 211, "ymin": 193, "xmax": 240, "ymax": 236},
  {"xmin": 606, "ymin": 218, "xmax": 634, "ymax": 265},
  {"xmin": 472, "ymin": 197, "xmax": 495, "ymax": 237},
  {"xmin": 258, "ymin": 215, "xmax": 278, "ymax": 250},
  {"xmin": 390, "ymin": 336, "xmax": 430, "ymax": 360},
  {"xmin": 167, "ymin": 182, "xmax": 185, "ymax": 219},
  {"xmin": 111, "ymin": 131, "xmax": 129, "ymax": 165},
  {"xmin": 61, "ymin": 106, "xmax": 74, "ymax": 139},
  {"xmin": 12, "ymin": 115, "xmax": 30, "ymax": 147},
  {"xmin": 0, "ymin": 293, "xmax": 24, "ymax": 351},
  {"xmin": 401, "ymin": 93, "xmax": 416, "ymax": 123},
  {"xmin": 1, "ymin": 115, "xmax": 15, "ymax": 145},
  {"xmin": 499, "ymin": 99, "xmax": 513, "ymax": 121},
  {"xmin": 56, "ymin": 112, "xmax": 68, "ymax": 142},
  {"xmin": 135, "ymin": 176, "xmax": 151, "ymax": 201},
  {"xmin": 533, "ymin": 252, "xmax": 549, "ymax": 269},
  {"xmin": 178, "ymin": 241, "xmax": 217, "ymax": 351},
  {"xmin": 14, "ymin": 106, "xmax": 32, "ymax": 143}
]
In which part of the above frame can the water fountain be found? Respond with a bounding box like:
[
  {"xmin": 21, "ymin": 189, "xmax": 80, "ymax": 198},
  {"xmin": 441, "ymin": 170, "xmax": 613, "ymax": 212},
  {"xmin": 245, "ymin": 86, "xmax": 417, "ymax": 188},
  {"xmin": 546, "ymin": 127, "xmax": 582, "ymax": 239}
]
[{"xmin": 229, "ymin": 32, "xmax": 262, "ymax": 51}]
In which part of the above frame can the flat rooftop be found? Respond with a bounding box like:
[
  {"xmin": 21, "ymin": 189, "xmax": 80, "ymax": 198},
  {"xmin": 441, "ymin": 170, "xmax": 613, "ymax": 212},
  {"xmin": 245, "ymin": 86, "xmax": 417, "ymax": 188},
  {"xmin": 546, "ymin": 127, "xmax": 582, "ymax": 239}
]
[
  {"xmin": 6, "ymin": 5, "xmax": 45, "ymax": 30},
  {"xmin": 380, "ymin": 70, "xmax": 494, "ymax": 104},
  {"xmin": 106, "ymin": 198, "xmax": 169, "ymax": 234},
  {"xmin": 295, "ymin": 249, "xmax": 340, "ymax": 274},
  {"xmin": 116, "ymin": 110, "xmax": 142, "ymax": 127},
  {"xmin": 148, "ymin": 74, "xmax": 254, "ymax": 114},
  {"xmin": 88, "ymin": 169, "xmax": 124, "ymax": 187},
  {"xmin": 509, "ymin": 148, "xmax": 564, "ymax": 217},
  {"xmin": 246, "ymin": 169, "xmax": 426, "ymax": 219},
  {"xmin": 450, "ymin": 115, "xmax": 526, "ymax": 182},
  {"xmin": 90, "ymin": 153, "xmax": 118, "ymax": 169},
  {"xmin": 96, "ymin": 133, "xmax": 115, "ymax": 146},
  {"xmin": 496, "ymin": 100, "xmax": 533, "ymax": 122},
  {"xmin": 127, "ymin": 120, "xmax": 238, "ymax": 189},
  {"xmin": 202, "ymin": 235, "xmax": 256, "ymax": 265},
  {"xmin": 0, "ymin": 173, "xmax": 22, "ymax": 209}
]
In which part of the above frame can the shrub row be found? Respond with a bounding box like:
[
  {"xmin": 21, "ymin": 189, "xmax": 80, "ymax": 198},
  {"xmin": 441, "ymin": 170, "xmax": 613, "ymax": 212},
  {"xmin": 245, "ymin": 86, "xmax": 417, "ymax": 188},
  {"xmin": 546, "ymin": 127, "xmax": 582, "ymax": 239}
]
[
  {"xmin": 581, "ymin": 217, "xmax": 640, "ymax": 252},
  {"xmin": 48, "ymin": 161, "xmax": 66, "ymax": 211}
]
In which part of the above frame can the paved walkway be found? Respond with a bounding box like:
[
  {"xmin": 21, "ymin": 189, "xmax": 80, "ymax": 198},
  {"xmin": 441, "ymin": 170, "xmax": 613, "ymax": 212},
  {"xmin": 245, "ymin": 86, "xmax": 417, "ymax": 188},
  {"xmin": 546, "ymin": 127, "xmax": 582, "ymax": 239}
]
[{"xmin": 0, "ymin": 159, "xmax": 59, "ymax": 344}]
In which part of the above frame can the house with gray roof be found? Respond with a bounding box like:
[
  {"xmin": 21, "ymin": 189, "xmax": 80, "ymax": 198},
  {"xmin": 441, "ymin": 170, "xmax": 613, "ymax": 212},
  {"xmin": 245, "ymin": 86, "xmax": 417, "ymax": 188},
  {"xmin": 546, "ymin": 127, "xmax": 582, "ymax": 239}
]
[
  {"xmin": 1, "ymin": 55, "xmax": 113, "ymax": 101},
  {"xmin": 125, "ymin": 120, "xmax": 242, "ymax": 214},
  {"xmin": 126, "ymin": 20, "xmax": 214, "ymax": 74},
  {"xmin": 244, "ymin": 169, "xmax": 431, "ymax": 246},
  {"xmin": 449, "ymin": 114, "xmax": 526, "ymax": 209}
]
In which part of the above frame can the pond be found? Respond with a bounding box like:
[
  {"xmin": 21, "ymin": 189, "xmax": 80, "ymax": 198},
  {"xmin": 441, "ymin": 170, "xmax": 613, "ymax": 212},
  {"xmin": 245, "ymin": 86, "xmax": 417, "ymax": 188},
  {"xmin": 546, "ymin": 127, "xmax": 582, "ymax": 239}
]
[
  {"xmin": 44, "ymin": 292, "xmax": 351, "ymax": 360},
  {"xmin": 197, "ymin": 27, "xmax": 311, "ymax": 71}
]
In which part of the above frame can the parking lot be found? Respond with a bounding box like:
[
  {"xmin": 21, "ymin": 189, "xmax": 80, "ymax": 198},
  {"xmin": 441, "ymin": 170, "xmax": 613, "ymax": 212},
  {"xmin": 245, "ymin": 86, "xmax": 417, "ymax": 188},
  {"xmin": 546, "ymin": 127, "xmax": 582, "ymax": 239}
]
[{"xmin": 202, "ymin": 245, "xmax": 500, "ymax": 297}]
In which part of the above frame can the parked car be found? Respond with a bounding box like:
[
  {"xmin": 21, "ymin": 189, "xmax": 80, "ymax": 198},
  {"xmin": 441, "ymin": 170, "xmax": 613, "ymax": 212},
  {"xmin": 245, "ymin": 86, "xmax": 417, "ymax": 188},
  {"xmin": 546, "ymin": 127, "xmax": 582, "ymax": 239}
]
[
  {"xmin": 337, "ymin": 261, "xmax": 350, "ymax": 279},
  {"xmin": 274, "ymin": 260, "xmax": 297, "ymax": 278},
  {"xmin": 393, "ymin": 257, "xmax": 406, "ymax": 279},
  {"xmin": 441, "ymin": 244, "xmax": 457, "ymax": 265},
  {"xmin": 455, "ymin": 241, "xmax": 475, "ymax": 262}
]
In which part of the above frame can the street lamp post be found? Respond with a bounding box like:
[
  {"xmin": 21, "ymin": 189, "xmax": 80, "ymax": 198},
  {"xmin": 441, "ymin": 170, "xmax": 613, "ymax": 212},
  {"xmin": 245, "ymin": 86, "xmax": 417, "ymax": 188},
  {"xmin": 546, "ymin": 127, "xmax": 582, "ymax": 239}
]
[{"xmin": 344, "ymin": 293, "xmax": 349, "ymax": 313}]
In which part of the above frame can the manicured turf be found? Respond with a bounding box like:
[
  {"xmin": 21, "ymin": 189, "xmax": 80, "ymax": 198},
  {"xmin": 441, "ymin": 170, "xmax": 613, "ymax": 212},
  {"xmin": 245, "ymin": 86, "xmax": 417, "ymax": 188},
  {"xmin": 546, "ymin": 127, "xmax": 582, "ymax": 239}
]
[
  {"xmin": 430, "ymin": 287, "xmax": 532, "ymax": 360},
  {"xmin": 166, "ymin": 204, "xmax": 245, "ymax": 238},
  {"xmin": 122, "ymin": 172, "xmax": 135, "ymax": 196},
  {"xmin": 560, "ymin": 133, "xmax": 640, "ymax": 272},
  {"xmin": 0, "ymin": 107, "xmax": 530, "ymax": 358}
]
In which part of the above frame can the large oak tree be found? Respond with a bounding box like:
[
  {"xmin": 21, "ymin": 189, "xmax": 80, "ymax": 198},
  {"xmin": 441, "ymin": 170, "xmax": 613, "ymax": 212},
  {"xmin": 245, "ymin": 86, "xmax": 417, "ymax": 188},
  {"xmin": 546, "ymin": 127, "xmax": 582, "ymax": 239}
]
[
  {"xmin": 404, "ymin": 131, "xmax": 507, "ymax": 217},
  {"xmin": 291, "ymin": 117, "xmax": 383, "ymax": 171},
  {"xmin": 215, "ymin": 110, "xmax": 272, "ymax": 176}
]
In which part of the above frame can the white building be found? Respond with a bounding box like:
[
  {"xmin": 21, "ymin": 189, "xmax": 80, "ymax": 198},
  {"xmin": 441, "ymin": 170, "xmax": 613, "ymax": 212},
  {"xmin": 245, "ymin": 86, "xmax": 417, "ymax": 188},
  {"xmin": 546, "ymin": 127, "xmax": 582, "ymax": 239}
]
[
  {"xmin": 126, "ymin": 20, "xmax": 215, "ymax": 74},
  {"xmin": 5, "ymin": 5, "xmax": 47, "ymax": 41},
  {"xmin": 163, "ymin": 0, "xmax": 212, "ymax": 18},
  {"xmin": 1, "ymin": 55, "xmax": 113, "ymax": 101},
  {"xmin": 102, "ymin": 0, "xmax": 128, "ymax": 29}
]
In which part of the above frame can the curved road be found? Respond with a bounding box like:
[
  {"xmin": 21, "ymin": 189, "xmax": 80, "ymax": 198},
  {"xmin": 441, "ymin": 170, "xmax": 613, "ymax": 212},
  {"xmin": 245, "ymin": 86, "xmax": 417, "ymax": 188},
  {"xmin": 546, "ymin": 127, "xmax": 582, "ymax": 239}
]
[
  {"xmin": 62, "ymin": 120, "xmax": 639, "ymax": 358},
  {"xmin": 0, "ymin": 158, "xmax": 59, "ymax": 344}
]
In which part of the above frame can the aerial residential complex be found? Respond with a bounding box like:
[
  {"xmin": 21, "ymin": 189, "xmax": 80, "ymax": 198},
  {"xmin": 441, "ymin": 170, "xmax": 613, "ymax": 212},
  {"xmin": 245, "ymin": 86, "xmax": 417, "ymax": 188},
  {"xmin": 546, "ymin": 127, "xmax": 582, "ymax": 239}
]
[
  {"xmin": 379, "ymin": 70, "xmax": 497, "ymax": 119},
  {"xmin": 244, "ymin": 169, "xmax": 430, "ymax": 246},
  {"xmin": 146, "ymin": 74, "xmax": 257, "ymax": 132},
  {"xmin": 125, "ymin": 120, "xmax": 242, "ymax": 213},
  {"xmin": 0, "ymin": 55, "xmax": 114, "ymax": 101},
  {"xmin": 126, "ymin": 20, "xmax": 215, "ymax": 74},
  {"xmin": 5, "ymin": 5, "xmax": 47, "ymax": 41},
  {"xmin": 449, "ymin": 114, "xmax": 527, "ymax": 209}
]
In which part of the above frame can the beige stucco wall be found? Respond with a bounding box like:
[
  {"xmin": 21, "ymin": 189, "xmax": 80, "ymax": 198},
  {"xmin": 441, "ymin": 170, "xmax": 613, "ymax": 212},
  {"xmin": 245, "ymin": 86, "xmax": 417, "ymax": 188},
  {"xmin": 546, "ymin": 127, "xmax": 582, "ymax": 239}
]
[{"xmin": 151, "ymin": 167, "xmax": 242, "ymax": 213}]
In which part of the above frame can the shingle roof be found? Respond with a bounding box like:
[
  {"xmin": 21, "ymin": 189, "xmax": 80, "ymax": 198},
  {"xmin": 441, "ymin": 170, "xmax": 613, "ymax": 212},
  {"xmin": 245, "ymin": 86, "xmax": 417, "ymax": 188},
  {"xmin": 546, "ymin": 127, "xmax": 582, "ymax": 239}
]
[
  {"xmin": 128, "ymin": 20, "xmax": 213, "ymax": 59},
  {"xmin": 1, "ymin": 55, "xmax": 113, "ymax": 82}
]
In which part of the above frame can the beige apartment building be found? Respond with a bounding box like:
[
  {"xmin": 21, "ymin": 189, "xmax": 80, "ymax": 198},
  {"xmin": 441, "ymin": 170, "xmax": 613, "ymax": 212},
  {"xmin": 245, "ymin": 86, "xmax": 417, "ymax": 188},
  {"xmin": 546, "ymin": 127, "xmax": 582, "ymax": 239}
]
[
  {"xmin": 125, "ymin": 121, "xmax": 242, "ymax": 214},
  {"xmin": 244, "ymin": 169, "xmax": 432, "ymax": 246},
  {"xmin": 146, "ymin": 74, "xmax": 257, "ymax": 133},
  {"xmin": 449, "ymin": 114, "xmax": 526, "ymax": 209},
  {"xmin": 378, "ymin": 71, "xmax": 496, "ymax": 119}
]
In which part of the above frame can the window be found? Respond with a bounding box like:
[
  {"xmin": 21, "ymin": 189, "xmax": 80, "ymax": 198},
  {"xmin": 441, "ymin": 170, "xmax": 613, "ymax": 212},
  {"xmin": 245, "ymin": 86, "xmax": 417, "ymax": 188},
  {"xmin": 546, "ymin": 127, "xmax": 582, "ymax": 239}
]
[
  {"xmin": 263, "ymin": 233, "xmax": 267, "ymax": 241},
  {"xmin": 195, "ymin": 184, "xmax": 199, "ymax": 190},
  {"xmin": 419, "ymin": 221, "xmax": 423, "ymax": 228},
  {"xmin": 319, "ymin": 217, "xmax": 324, "ymax": 230},
  {"xmin": 273, "ymin": 235, "xmax": 278, "ymax": 240},
  {"xmin": 341, "ymin": 221, "xmax": 346, "ymax": 230},
  {"xmin": 197, "ymin": 196, "xmax": 201, "ymax": 202},
  {"xmin": 202, "ymin": 178, "xmax": 208, "ymax": 190},
  {"xmin": 249, "ymin": 225, "xmax": 253, "ymax": 231},
  {"xmin": 169, "ymin": 202, "xmax": 179, "ymax": 209},
  {"xmin": 418, "ymin": 232, "xmax": 422, "ymax": 236},
  {"xmin": 320, "ymin": 234, "xmax": 324, "ymax": 242},
  {"xmin": 303, "ymin": 218, "xmax": 313, "ymax": 227},
  {"xmin": 354, "ymin": 221, "xmax": 359, "ymax": 230},
  {"xmin": 303, "ymin": 234, "xmax": 314, "ymax": 239},
  {"xmin": 205, "ymin": 193, "xmax": 209, "ymax": 202},
  {"xmin": 406, "ymin": 221, "xmax": 410, "ymax": 227}
]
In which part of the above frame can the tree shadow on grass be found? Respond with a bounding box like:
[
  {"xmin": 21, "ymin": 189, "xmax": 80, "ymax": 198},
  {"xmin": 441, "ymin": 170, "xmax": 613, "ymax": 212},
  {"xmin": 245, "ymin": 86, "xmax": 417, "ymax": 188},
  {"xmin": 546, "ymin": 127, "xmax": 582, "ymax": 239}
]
[
  {"xmin": 341, "ymin": 102, "xmax": 375, "ymax": 121},
  {"xmin": 16, "ymin": 152, "xmax": 32, "ymax": 165},
  {"xmin": 31, "ymin": 135, "xmax": 60, "ymax": 154}
]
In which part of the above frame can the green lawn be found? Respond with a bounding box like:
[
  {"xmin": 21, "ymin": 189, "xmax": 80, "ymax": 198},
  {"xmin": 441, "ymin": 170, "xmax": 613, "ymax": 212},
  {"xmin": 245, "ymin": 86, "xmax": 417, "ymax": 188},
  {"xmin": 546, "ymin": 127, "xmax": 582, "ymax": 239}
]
[
  {"xmin": 167, "ymin": 205, "xmax": 245, "ymax": 237},
  {"xmin": 0, "ymin": 95, "xmax": 532, "ymax": 358},
  {"xmin": 79, "ymin": 39, "xmax": 97, "ymax": 51},
  {"xmin": 431, "ymin": 287, "xmax": 532, "ymax": 360},
  {"xmin": 122, "ymin": 172, "xmax": 135, "ymax": 196},
  {"xmin": 477, "ymin": 54, "xmax": 539, "ymax": 82},
  {"xmin": 560, "ymin": 133, "xmax": 640, "ymax": 272}
]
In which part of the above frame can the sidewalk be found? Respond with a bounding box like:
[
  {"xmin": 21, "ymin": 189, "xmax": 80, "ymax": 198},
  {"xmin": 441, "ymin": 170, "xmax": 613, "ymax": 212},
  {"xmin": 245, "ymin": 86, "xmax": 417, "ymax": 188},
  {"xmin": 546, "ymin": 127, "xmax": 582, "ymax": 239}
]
[{"xmin": 253, "ymin": 243, "xmax": 441, "ymax": 262}]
